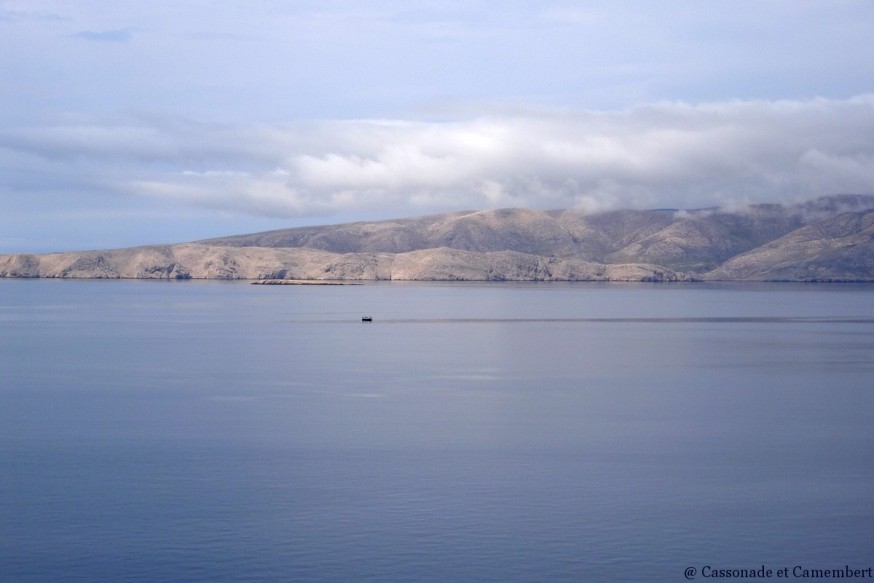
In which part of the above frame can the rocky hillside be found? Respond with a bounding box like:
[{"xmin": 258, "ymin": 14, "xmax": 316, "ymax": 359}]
[{"xmin": 2, "ymin": 194, "xmax": 873, "ymax": 281}]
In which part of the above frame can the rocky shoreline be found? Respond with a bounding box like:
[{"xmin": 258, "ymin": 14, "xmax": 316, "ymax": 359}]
[{"xmin": 251, "ymin": 279, "xmax": 360, "ymax": 285}]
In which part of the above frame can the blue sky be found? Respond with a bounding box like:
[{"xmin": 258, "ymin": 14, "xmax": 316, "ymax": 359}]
[{"xmin": 2, "ymin": 1, "xmax": 874, "ymax": 252}]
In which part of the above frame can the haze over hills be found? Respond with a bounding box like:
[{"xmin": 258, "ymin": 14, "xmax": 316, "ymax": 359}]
[{"xmin": 2, "ymin": 194, "xmax": 874, "ymax": 282}]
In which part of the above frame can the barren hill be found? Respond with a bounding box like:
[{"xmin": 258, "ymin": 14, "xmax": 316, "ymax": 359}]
[{"xmin": 3, "ymin": 194, "xmax": 874, "ymax": 282}]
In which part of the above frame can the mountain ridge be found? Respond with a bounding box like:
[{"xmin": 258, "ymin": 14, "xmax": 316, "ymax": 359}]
[{"xmin": 3, "ymin": 194, "xmax": 874, "ymax": 282}]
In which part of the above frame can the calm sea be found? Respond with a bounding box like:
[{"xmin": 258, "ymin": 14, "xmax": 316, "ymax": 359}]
[{"xmin": 1, "ymin": 280, "xmax": 873, "ymax": 582}]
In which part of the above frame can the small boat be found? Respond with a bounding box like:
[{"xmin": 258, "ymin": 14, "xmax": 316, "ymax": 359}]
[{"xmin": 361, "ymin": 316, "xmax": 372, "ymax": 322}]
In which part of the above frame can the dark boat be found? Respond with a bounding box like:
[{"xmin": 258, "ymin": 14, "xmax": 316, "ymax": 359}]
[{"xmin": 361, "ymin": 316, "xmax": 372, "ymax": 322}]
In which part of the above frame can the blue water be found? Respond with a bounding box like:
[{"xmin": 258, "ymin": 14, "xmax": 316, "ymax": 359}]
[{"xmin": 2, "ymin": 280, "xmax": 873, "ymax": 582}]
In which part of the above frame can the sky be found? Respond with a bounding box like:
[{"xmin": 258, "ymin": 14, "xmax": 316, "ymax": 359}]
[{"xmin": 2, "ymin": 1, "xmax": 874, "ymax": 252}]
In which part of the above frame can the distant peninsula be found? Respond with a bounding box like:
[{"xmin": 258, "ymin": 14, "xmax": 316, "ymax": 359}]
[{"xmin": 2, "ymin": 194, "xmax": 873, "ymax": 282}]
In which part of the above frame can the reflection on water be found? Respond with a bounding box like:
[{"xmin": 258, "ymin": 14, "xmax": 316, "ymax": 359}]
[
  {"xmin": 2, "ymin": 281, "xmax": 873, "ymax": 582},
  {"xmin": 300, "ymin": 316, "xmax": 874, "ymax": 324}
]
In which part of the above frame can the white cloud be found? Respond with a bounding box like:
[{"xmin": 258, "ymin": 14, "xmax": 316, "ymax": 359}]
[
  {"xmin": 2, "ymin": 96, "xmax": 874, "ymax": 222},
  {"xmin": 74, "ymin": 27, "xmax": 136, "ymax": 43},
  {"xmin": 538, "ymin": 7, "xmax": 603, "ymax": 25},
  {"xmin": 5, "ymin": 2, "xmax": 873, "ymax": 251}
]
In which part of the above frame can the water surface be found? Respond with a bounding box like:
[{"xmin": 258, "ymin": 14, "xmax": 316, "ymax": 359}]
[{"xmin": 2, "ymin": 280, "xmax": 873, "ymax": 581}]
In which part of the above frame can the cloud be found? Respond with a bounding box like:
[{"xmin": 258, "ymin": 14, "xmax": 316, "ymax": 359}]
[
  {"xmin": 4, "ymin": 1, "xmax": 874, "ymax": 128},
  {"xmin": 0, "ymin": 9, "xmax": 66, "ymax": 22},
  {"xmin": 2, "ymin": 96, "xmax": 874, "ymax": 221},
  {"xmin": 538, "ymin": 7, "xmax": 603, "ymax": 25},
  {"xmin": 74, "ymin": 27, "xmax": 136, "ymax": 43}
]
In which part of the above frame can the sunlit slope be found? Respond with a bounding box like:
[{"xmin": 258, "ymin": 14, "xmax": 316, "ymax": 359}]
[{"xmin": 3, "ymin": 195, "xmax": 873, "ymax": 281}]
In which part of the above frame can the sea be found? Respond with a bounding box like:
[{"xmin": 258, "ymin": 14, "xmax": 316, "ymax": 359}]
[{"xmin": 1, "ymin": 279, "xmax": 873, "ymax": 582}]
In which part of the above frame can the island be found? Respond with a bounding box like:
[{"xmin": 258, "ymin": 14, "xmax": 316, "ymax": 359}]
[{"xmin": 2, "ymin": 194, "xmax": 873, "ymax": 282}]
